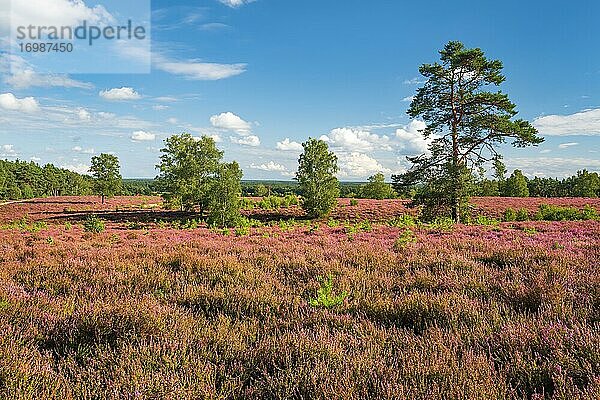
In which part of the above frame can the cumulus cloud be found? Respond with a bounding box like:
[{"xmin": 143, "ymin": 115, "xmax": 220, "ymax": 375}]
[
  {"xmin": 1, "ymin": 144, "xmax": 17, "ymax": 157},
  {"xmin": 533, "ymin": 109, "xmax": 600, "ymax": 136},
  {"xmin": 76, "ymin": 108, "xmax": 91, "ymax": 121},
  {"xmin": 320, "ymin": 127, "xmax": 392, "ymax": 152},
  {"xmin": 394, "ymin": 120, "xmax": 431, "ymax": 153},
  {"xmin": 231, "ymin": 135, "xmax": 260, "ymax": 147},
  {"xmin": 99, "ymin": 87, "xmax": 141, "ymax": 101},
  {"xmin": 338, "ymin": 152, "xmax": 391, "ymax": 178},
  {"xmin": 249, "ymin": 161, "xmax": 287, "ymax": 172},
  {"xmin": 10, "ymin": 0, "xmax": 114, "ymax": 29},
  {"xmin": 60, "ymin": 163, "xmax": 90, "ymax": 175},
  {"xmin": 210, "ymin": 112, "xmax": 260, "ymax": 146},
  {"xmin": 0, "ymin": 93, "xmax": 40, "ymax": 113},
  {"xmin": 276, "ymin": 138, "xmax": 303, "ymax": 152},
  {"xmin": 131, "ymin": 130, "xmax": 156, "ymax": 142},
  {"xmin": 210, "ymin": 112, "xmax": 252, "ymax": 134}
]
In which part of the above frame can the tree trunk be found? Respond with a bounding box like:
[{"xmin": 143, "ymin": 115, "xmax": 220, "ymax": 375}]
[{"xmin": 101, "ymin": 194, "xmax": 105, "ymax": 204}]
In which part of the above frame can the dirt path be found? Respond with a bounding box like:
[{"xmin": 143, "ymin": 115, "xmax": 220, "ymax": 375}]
[{"xmin": 0, "ymin": 200, "xmax": 29, "ymax": 207}]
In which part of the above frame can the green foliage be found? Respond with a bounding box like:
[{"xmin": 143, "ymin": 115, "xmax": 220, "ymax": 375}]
[
  {"xmin": 349, "ymin": 199, "xmax": 359, "ymax": 206},
  {"xmin": 393, "ymin": 229, "xmax": 417, "ymax": 251},
  {"xmin": 207, "ymin": 162, "xmax": 243, "ymax": 228},
  {"xmin": 2, "ymin": 216, "xmax": 47, "ymax": 232},
  {"xmin": 387, "ymin": 215, "xmax": 418, "ymax": 228},
  {"xmin": 83, "ymin": 215, "xmax": 105, "ymax": 233},
  {"xmin": 255, "ymin": 184, "xmax": 269, "ymax": 197},
  {"xmin": 503, "ymin": 208, "xmax": 517, "ymax": 222},
  {"xmin": 156, "ymin": 134, "xmax": 224, "ymax": 212},
  {"xmin": 0, "ymin": 159, "xmax": 92, "ymax": 200},
  {"xmin": 534, "ymin": 204, "xmax": 598, "ymax": 221},
  {"xmin": 411, "ymin": 163, "xmax": 475, "ymax": 222},
  {"xmin": 296, "ymin": 138, "xmax": 340, "ymax": 218},
  {"xmin": 516, "ymin": 208, "xmax": 530, "ymax": 221},
  {"xmin": 428, "ymin": 217, "xmax": 455, "ymax": 232},
  {"xmin": 359, "ymin": 173, "xmax": 396, "ymax": 199},
  {"xmin": 308, "ymin": 274, "xmax": 347, "ymax": 308},
  {"xmin": 392, "ymin": 41, "xmax": 543, "ymax": 222},
  {"xmin": 503, "ymin": 170, "xmax": 529, "ymax": 197},
  {"xmin": 475, "ymin": 215, "xmax": 500, "ymax": 226},
  {"xmin": 90, "ymin": 154, "xmax": 122, "ymax": 203}
]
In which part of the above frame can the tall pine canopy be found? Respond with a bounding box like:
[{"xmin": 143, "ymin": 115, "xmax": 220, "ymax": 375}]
[{"xmin": 393, "ymin": 41, "xmax": 544, "ymax": 221}]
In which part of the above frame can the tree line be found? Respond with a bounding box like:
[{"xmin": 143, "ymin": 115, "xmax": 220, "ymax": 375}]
[{"xmin": 1, "ymin": 41, "xmax": 598, "ymax": 223}]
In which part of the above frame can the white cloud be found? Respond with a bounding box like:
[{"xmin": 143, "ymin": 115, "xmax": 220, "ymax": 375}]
[
  {"xmin": 131, "ymin": 130, "xmax": 156, "ymax": 142},
  {"xmin": 231, "ymin": 135, "xmax": 260, "ymax": 147},
  {"xmin": 218, "ymin": 0, "xmax": 256, "ymax": 8},
  {"xmin": 249, "ymin": 161, "xmax": 287, "ymax": 172},
  {"xmin": 403, "ymin": 77, "xmax": 425, "ymax": 85},
  {"xmin": 402, "ymin": 96, "xmax": 414, "ymax": 102},
  {"xmin": 4, "ymin": 68, "xmax": 94, "ymax": 89},
  {"xmin": 533, "ymin": 109, "xmax": 600, "ymax": 136},
  {"xmin": 157, "ymin": 61, "xmax": 246, "ymax": 81},
  {"xmin": 506, "ymin": 157, "xmax": 600, "ymax": 178},
  {"xmin": 154, "ymin": 96, "xmax": 178, "ymax": 102},
  {"xmin": 394, "ymin": 120, "xmax": 431, "ymax": 153},
  {"xmin": 276, "ymin": 138, "xmax": 303, "ymax": 152},
  {"xmin": 167, "ymin": 117, "xmax": 178, "ymax": 124},
  {"xmin": 210, "ymin": 112, "xmax": 260, "ymax": 146},
  {"xmin": 72, "ymin": 146, "xmax": 95, "ymax": 154},
  {"xmin": 60, "ymin": 163, "xmax": 90, "ymax": 175},
  {"xmin": 338, "ymin": 152, "xmax": 391, "ymax": 178},
  {"xmin": 99, "ymin": 87, "xmax": 141, "ymax": 101},
  {"xmin": 10, "ymin": 0, "xmax": 114, "ymax": 29},
  {"xmin": 2, "ymin": 54, "xmax": 93, "ymax": 89},
  {"xmin": 77, "ymin": 108, "xmax": 91, "ymax": 121},
  {"xmin": 0, "ymin": 93, "xmax": 40, "ymax": 113},
  {"xmin": 558, "ymin": 142, "xmax": 579, "ymax": 149},
  {"xmin": 210, "ymin": 112, "xmax": 252, "ymax": 134},
  {"xmin": 540, "ymin": 149, "xmax": 552, "ymax": 154},
  {"xmin": 152, "ymin": 105, "xmax": 169, "ymax": 111},
  {"xmin": 114, "ymin": 42, "xmax": 246, "ymax": 81},
  {"xmin": 1, "ymin": 144, "xmax": 17, "ymax": 157},
  {"xmin": 320, "ymin": 127, "xmax": 392, "ymax": 152}
]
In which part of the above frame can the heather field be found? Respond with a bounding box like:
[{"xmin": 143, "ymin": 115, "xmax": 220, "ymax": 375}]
[{"xmin": 1, "ymin": 197, "xmax": 600, "ymax": 399}]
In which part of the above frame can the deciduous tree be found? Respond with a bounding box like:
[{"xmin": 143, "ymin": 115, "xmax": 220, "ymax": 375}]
[
  {"xmin": 90, "ymin": 153, "xmax": 122, "ymax": 204},
  {"xmin": 296, "ymin": 138, "xmax": 340, "ymax": 218}
]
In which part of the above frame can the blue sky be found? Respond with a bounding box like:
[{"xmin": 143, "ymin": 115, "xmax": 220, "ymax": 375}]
[{"xmin": 0, "ymin": 0, "xmax": 599, "ymax": 179}]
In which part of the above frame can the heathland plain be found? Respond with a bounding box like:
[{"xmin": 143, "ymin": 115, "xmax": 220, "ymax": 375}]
[{"xmin": 0, "ymin": 195, "xmax": 599, "ymax": 399}]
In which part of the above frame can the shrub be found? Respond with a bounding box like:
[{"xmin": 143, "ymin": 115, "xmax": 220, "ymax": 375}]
[
  {"xmin": 535, "ymin": 204, "xmax": 598, "ymax": 221},
  {"xmin": 393, "ymin": 229, "xmax": 417, "ymax": 251},
  {"xmin": 475, "ymin": 215, "xmax": 499, "ymax": 226},
  {"xmin": 309, "ymin": 274, "xmax": 347, "ymax": 308},
  {"xmin": 516, "ymin": 208, "xmax": 529, "ymax": 221},
  {"xmin": 387, "ymin": 215, "xmax": 417, "ymax": 228},
  {"xmin": 503, "ymin": 208, "xmax": 517, "ymax": 222},
  {"xmin": 350, "ymin": 199, "xmax": 359, "ymax": 206},
  {"xmin": 83, "ymin": 215, "xmax": 105, "ymax": 233}
]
